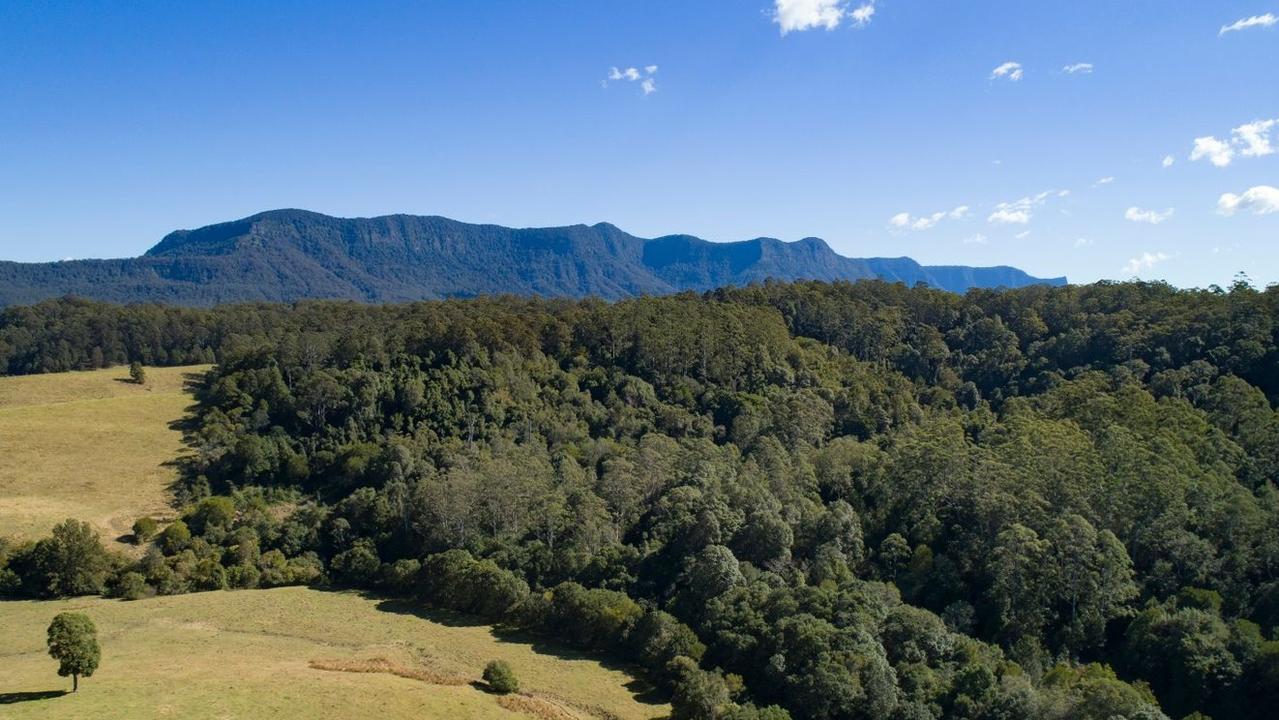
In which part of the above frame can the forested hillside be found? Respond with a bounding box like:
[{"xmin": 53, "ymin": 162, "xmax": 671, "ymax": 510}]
[{"xmin": 3, "ymin": 279, "xmax": 1278, "ymax": 720}]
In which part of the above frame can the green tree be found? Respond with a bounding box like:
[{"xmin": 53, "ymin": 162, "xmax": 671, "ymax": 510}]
[
  {"xmin": 483, "ymin": 659, "xmax": 519, "ymax": 694},
  {"xmin": 159, "ymin": 519, "xmax": 191, "ymax": 553},
  {"xmin": 47, "ymin": 612, "xmax": 100, "ymax": 692},
  {"xmin": 128, "ymin": 361, "xmax": 146, "ymax": 384},
  {"xmin": 29, "ymin": 519, "xmax": 112, "ymax": 597},
  {"xmin": 131, "ymin": 517, "xmax": 158, "ymax": 543}
]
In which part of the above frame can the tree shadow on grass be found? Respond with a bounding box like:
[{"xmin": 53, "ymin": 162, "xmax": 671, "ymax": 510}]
[
  {"xmin": 373, "ymin": 597, "xmax": 497, "ymax": 629},
  {"xmin": 365, "ymin": 592, "xmax": 668, "ymax": 707},
  {"xmin": 0, "ymin": 690, "xmax": 68, "ymax": 704}
]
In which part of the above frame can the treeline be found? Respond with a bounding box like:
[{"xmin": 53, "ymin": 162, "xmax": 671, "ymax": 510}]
[{"xmin": 2, "ymin": 279, "xmax": 1279, "ymax": 719}]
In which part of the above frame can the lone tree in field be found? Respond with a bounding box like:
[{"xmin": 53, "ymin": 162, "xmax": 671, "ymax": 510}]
[
  {"xmin": 47, "ymin": 612, "xmax": 100, "ymax": 692},
  {"xmin": 128, "ymin": 361, "xmax": 146, "ymax": 384},
  {"xmin": 482, "ymin": 659, "xmax": 519, "ymax": 694}
]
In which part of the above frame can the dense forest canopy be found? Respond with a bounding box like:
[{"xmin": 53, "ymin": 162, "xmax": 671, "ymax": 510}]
[{"xmin": 3, "ymin": 278, "xmax": 1279, "ymax": 720}]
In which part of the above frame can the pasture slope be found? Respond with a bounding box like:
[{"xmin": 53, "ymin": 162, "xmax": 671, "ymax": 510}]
[
  {"xmin": 0, "ymin": 586, "xmax": 667, "ymax": 719},
  {"xmin": 0, "ymin": 365, "xmax": 207, "ymax": 549},
  {"xmin": 0, "ymin": 366, "xmax": 667, "ymax": 719}
]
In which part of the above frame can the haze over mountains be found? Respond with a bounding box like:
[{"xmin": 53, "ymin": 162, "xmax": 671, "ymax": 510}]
[{"xmin": 0, "ymin": 210, "xmax": 1065, "ymax": 306}]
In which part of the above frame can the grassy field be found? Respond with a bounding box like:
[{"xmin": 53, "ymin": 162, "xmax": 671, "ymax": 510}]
[
  {"xmin": 0, "ymin": 587, "xmax": 668, "ymax": 719},
  {"xmin": 0, "ymin": 365, "xmax": 208, "ymax": 549}
]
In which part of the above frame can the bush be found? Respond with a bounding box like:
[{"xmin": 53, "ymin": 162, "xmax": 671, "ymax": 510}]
[
  {"xmin": 160, "ymin": 520, "xmax": 191, "ymax": 553},
  {"xmin": 379, "ymin": 558, "xmax": 420, "ymax": 594},
  {"xmin": 132, "ymin": 517, "xmax": 158, "ymax": 544},
  {"xmin": 108, "ymin": 571, "xmax": 150, "ymax": 600},
  {"xmin": 419, "ymin": 550, "xmax": 529, "ymax": 619},
  {"xmin": 483, "ymin": 659, "xmax": 519, "ymax": 694},
  {"xmin": 188, "ymin": 497, "xmax": 236, "ymax": 534},
  {"xmin": 330, "ymin": 540, "xmax": 380, "ymax": 585},
  {"xmin": 226, "ymin": 564, "xmax": 261, "ymax": 589}
]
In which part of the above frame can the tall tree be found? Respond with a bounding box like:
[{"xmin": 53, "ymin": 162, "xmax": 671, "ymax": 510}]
[{"xmin": 46, "ymin": 612, "xmax": 100, "ymax": 692}]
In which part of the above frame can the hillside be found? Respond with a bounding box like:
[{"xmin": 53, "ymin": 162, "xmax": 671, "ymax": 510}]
[
  {"xmin": 0, "ymin": 587, "xmax": 665, "ymax": 719},
  {"xmin": 0, "ymin": 210, "xmax": 1065, "ymax": 306},
  {"xmin": 0, "ymin": 366, "xmax": 205, "ymax": 550},
  {"xmin": 5, "ymin": 282, "xmax": 1276, "ymax": 719}
]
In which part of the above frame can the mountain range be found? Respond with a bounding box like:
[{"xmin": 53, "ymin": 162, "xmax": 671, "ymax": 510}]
[{"xmin": 0, "ymin": 210, "xmax": 1065, "ymax": 306}]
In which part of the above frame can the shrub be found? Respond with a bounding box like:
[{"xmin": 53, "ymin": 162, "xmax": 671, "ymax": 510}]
[
  {"xmin": 160, "ymin": 520, "xmax": 191, "ymax": 553},
  {"xmin": 108, "ymin": 571, "xmax": 150, "ymax": 600},
  {"xmin": 188, "ymin": 496, "xmax": 236, "ymax": 534},
  {"xmin": 379, "ymin": 558, "xmax": 420, "ymax": 594},
  {"xmin": 132, "ymin": 517, "xmax": 158, "ymax": 543},
  {"xmin": 330, "ymin": 539, "xmax": 380, "ymax": 585},
  {"xmin": 226, "ymin": 564, "xmax": 261, "ymax": 589},
  {"xmin": 483, "ymin": 659, "xmax": 519, "ymax": 694}
]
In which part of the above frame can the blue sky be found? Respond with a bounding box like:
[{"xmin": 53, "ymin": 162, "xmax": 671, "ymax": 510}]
[{"xmin": 1, "ymin": 1, "xmax": 1276, "ymax": 287}]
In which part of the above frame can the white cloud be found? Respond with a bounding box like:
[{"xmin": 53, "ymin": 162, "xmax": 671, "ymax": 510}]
[
  {"xmin": 1235, "ymin": 119, "xmax": 1276, "ymax": 157},
  {"xmin": 773, "ymin": 0, "xmax": 849, "ymax": 34},
  {"xmin": 1015, "ymin": 230, "xmax": 1031, "ymax": 240},
  {"xmin": 1124, "ymin": 206, "xmax": 1174, "ymax": 224},
  {"xmin": 1191, "ymin": 135, "xmax": 1234, "ymax": 167},
  {"xmin": 850, "ymin": 2, "xmax": 875, "ymax": 27},
  {"xmin": 1219, "ymin": 13, "xmax": 1277, "ymax": 36},
  {"xmin": 1189, "ymin": 118, "xmax": 1278, "ymax": 166},
  {"xmin": 1074, "ymin": 237, "xmax": 1093, "ymax": 248},
  {"xmin": 1062, "ymin": 63, "xmax": 1094, "ymax": 74},
  {"xmin": 1095, "ymin": 176, "xmax": 1115, "ymax": 186},
  {"xmin": 986, "ymin": 190, "xmax": 1058, "ymax": 225},
  {"xmin": 988, "ymin": 208, "xmax": 1030, "ymax": 225},
  {"xmin": 889, "ymin": 205, "xmax": 969, "ymax": 231},
  {"xmin": 963, "ymin": 234, "xmax": 988, "ymax": 245},
  {"xmin": 604, "ymin": 65, "xmax": 658, "ymax": 95},
  {"xmin": 1122, "ymin": 252, "xmax": 1171, "ymax": 275},
  {"xmin": 990, "ymin": 61, "xmax": 1024, "ymax": 81},
  {"xmin": 1162, "ymin": 155, "xmax": 1175, "ymax": 168},
  {"xmin": 1217, "ymin": 185, "xmax": 1279, "ymax": 216}
]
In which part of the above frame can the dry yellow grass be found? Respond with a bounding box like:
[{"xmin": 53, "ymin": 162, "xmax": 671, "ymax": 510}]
[
  {"xmin": 0, "ymin": 365, "xmax": 209, "ymax": 549},
  {"xmin": 0, "ymin": 587, "xmax": 668, "ymax": 720}
]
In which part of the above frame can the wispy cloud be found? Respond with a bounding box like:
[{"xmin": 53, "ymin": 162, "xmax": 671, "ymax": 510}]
[
  {"xmin": 1122, "ymin": 251, "xmax": 1171, "ymax": 275},
  {"xmin": 603, "ymin": 65, "xmax": 658, "ymax": 95},
  {"xmin": 1062, "ymin": 63, "xmax": 1094, "ymax": 74},
  {"xmin": 1095, "ymin": 176, "xmax": 1115, "ymax": 186},
  {"xmin": 850, "ymin": 2, "xmax": 875, "ymax": 27},
  {"xmin": 1189, "ymin": 117, "xmax": 1277, "ymax": 167},
  {"xmin": 1219, "ymin": 13, "xmax": 1276, "ymax": 36},
  {"xmin": 1074, "ymin": 237, "xmax": 1093, "ymax": 248},
  {"xmin": 987, "ymin": 190, "xmax": 1057, "ymax": 225},
  {"xmin": 889, "ymin": 205, "xmax": 969, "ymax": 231},
  {"xmin": 1218, "ymin": 185, "xmax": 1279, "ymax": 216},
  {"xmin": 1162, "ymin": 155, "xmax": 1175, "ymax": 168},
  {"xmin": 773, "ymin": 0, "xmax": 875, "ymax": 34},
  {"xmin": 990, "ymin": 61, "xmax": 1024, "ymax": 81},
  {"xmin": 1124, "ymin": 206, "xmax": 1174, "ymax": 224},
  {"xmin": 962, "ymin": 233, "xmax": 988, "ymax": 245}
]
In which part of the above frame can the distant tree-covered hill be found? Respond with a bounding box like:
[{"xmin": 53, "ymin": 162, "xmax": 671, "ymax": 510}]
[{"xmin": 0, "ymin": 209, "xmax": 1064, "ymax": 305}]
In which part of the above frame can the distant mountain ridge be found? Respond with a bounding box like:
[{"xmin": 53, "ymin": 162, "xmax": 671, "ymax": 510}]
[{"xmin": 0, "ymin": 209, "xmax": 1065, "ymax": 306}]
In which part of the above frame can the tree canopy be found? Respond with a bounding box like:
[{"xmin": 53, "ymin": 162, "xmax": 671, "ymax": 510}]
[{"xmin": 4, "ymin": 278, "xmax": 1279, "ymax": 719}]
